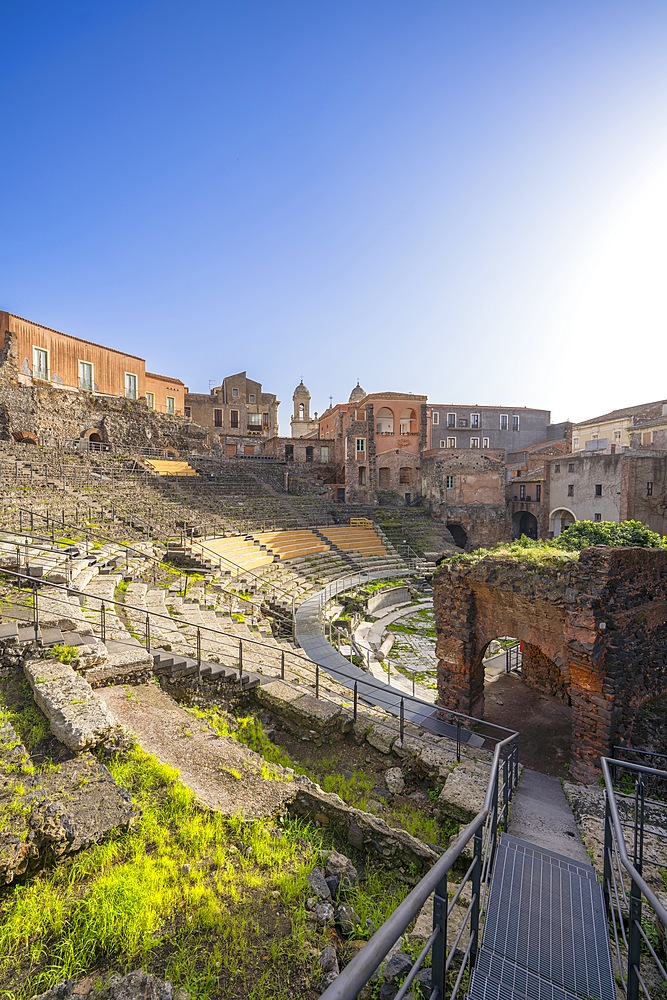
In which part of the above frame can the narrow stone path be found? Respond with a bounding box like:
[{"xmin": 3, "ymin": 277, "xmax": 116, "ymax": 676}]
[
  {"xmin": 508, "ymin": 768, "xmax": 590, "ymax": 864},
  {"xmin": 101, "ymin": 683, "xmax": 294, "ymax": 819}
]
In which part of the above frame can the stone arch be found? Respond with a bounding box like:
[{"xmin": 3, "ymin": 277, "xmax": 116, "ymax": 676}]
[
  {"xmin": 550, "ymin": 507, "xmax": 576, "ymax": 537},
  {"xmin": 434, "ymin": 547, "xmax": 667, "ymax": 781},
  {"xmin": 447, "ymin": 522, "xmax": 468, "ymax": 549},
  {"xmin": 399, "ymin": 408, "xmax": 416, "ymax": 434},
  {"xmin": 376, "ymin": 407, "xmax": 394, "ymax": 434},
  {"xmin": 12, "ymin": 431, "xmax": 38, "ymax": 445},
  {"xmin": 512, "ymin": 509, "xmax": 538, "ymax": 540}
]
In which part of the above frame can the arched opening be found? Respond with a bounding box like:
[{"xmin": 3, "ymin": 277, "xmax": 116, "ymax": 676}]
[
  {"xmin": 376, "ymin": 407, "xmax": 394, "ymax": 434},
  {"xmin": 479, "ymin": 636, "xmax": 572, "ymax": 777},
  {"xmin": 165, "ymin": 447, "xmax": 178, "ymax": 458},
  {"xmin": 550, "ymin": 507, "xmax": 576, "ymax": 537},
  {"xmin": 298, "ymin": 403, "xmax": 305, "ymax": 419},
  {"xmin": 512, "ymin": 509, "xmax": 538, "ymax": 540},
  {"xmin": 447, "ymin": 522, "xmax": 468, "ymax": 549},
  {"xmin": 12, "ymin": 431, "xmax": 38, "ymax": 445},
  {"xmin": 399, "ymin": 408, "xmax": 416, "ymax": 435}
]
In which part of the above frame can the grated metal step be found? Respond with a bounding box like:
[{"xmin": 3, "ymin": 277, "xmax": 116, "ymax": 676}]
[{"xmin": 469, "ymin": 834, "xmax": 615, "ymax": 1000}]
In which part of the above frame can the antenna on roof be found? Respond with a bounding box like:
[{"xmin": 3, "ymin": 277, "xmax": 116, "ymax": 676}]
[{"xmin": 329, "ymin": 395, "xmax": 333, "ymax": 408}]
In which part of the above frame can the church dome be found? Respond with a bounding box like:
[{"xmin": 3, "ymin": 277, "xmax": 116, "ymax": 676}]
[
  {"xmin": 348, "ymin": 382, "xmax": 366, "ymax": 403},
  {"xmin": 293, "ymin": 380, "xmax": 310, "ymax": 398}
]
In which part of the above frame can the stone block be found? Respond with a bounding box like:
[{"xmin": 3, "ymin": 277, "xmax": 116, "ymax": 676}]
[{"xmin": 24, "ymin": 657, "xmax": 117, "ymax": 751}]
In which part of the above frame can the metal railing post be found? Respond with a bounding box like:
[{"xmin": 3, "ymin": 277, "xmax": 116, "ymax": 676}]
[
  {"xmin": 602, "ymin": 791, "xmax": 613, "ymax": 916},
  {"xmin": 281, "ymin": 650, "xmax": 285, "ymax": 679},
  {"xmin": 101, "ymin": 602, "xmax": 106, "ymax": 643},
  {"xmin": 456, "ymin": 720, "xmax": 461, "ymax": 763},
  {"xmin": 315, "ymin": 663, "xmax": 320, "ymax": 699},
  {"xmin": 470, "ymin": 827, "xmax": 483, "ymax": 963},
  {"xmin": 197, "ymin": 628, "xmax": 201, "ymax": 682},
  {"xmin": 353, "ymin": 680, "xmax": 358, "ymax": 721},
  {"xmin": 19, "ymin": 509, "xmax": 22, "ymax": 533},
  {"xmin": 145, "ymin": 614, "xmax": 150, "ymax": 652},
  {"xmin": 431, "ymin": 869, "xmax": 448, "ymax": 998},
  {"xmin": 627, "ymin": 882, "xmax": 642, "ymax": 1000},
  {"xmin": 400, "ymin": 697, "xmax": 404, "ymax": 742},
  {"xmin": 33, "ymin": 584, "xmax": 39, "ymax": 642}
]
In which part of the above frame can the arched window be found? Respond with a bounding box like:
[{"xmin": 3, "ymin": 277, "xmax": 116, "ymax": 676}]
[
  {"xmin": 376, "ymin": 407, "xmax": 394, "ymax": 434},
  {"xmin": 399, "ymin": 408, "xmax": 416, "ymax": 434}
]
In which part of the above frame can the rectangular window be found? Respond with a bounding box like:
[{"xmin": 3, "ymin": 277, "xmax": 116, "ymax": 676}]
[
  {"xmin": 595, "ymin": 484, "xmax": 602, "ymax": 497},
  {"xmin": 471, "ymin": 413, "xmax": 480, "ymax": 428},
  {"xmin": 594, "ymin": 513, "xmax": 602, "ymax": 522},
  {"xmin": 512, "ymin": 415, "xmax": 520, "ymax": 432},
  {"xmin": 146, "ymin": 392, "xmax": 154, "ymax": 409},
  {"xmin": 536, "ymin": 484, "xmax": 541, "ymax": 501},
  {"xmin": 78, "ymin": 361, "xmax": 93, "ymax": 391},
  {"xmin": 447, "ymin": 412, "xmax": 456, "ymax": 428},
  {"xmin": 458, "ymin": 417, "xmax": 468, "ymax": 428},
  {"xmin": 439, "ymin": 440, "xmax": 446, "ymax": 448},
  {"xmin": 614, "ymin": 430, "xmax": 622, "ymax": 441},
  {"xmin": 230, "ymin": 410, "xmax": 239, "ymax": 428},
  {"xmin": 483, "ymin": 437, "xmax": 489, "ymax": 448},
  {"xmin": 519, "ymin": 484, "xmax": 526, "ymax": 500},
  {"xmin": 647, "ymin": 482, "xmax": 653, "ymax": 496},
  {"xmin": 358, "ymin": 466, "xmax": 367, "ymax": 486},
  {"xmin": 320, "ymin": 445, "xmax": 329, "ymax": 462},
  {"xmin": 124, "ymin": 373, "xmax": 137, "ymax": 400},
  {"xmin": 432, "ymin": 411, "xmax": 439, "ymax": 425},
  {"xmin": 445, "ymin": 475, "xmax": 455, "ymax": 489},
  {"xmin": 567, "ymin": 484, "xmax": 574, "ymax": 497},
  {"xmin": 249, "ymin": 393, "xmax": 255, "ymax": 403},
  {"xmin": 263, "ymin": 412, "xmax": 269, "ymax": 427},
  {"xmin": 554, "ymin": 463, "xmax": 560, "ymax": 473},
  {"xmin": 166, "ymin": 396, "xmax": 175, "ymax": 415},
  {"xmin": 214, "ymin": 409, "xmax": 222, "ymax": 427},
  {"xmin": 471, "ymin": 437, "xmax": 480, "ymax": 448},
  {"xmin": 248, "ymin": 413, "xmax": 262, "ymax": 427},
  {"xmin": 33, "ymin": 347, "xmax": 49, "ymax": 380},
  {"xmin": 184, "ymin": 406, "xmax": 191, "ymax": 418},
  {"xmin": 573, "ymin": 437, "xmax": 580, "ymax": 449},
  {"xmin": 356, "ymin": 437, "xmax": 366, "ymax": 454},
  {"xmin": 447, "ymin": 437, "xmax": 456, "ymax": 448},
  {"xmin": 232, "ymin": 387, "xmax": 239, "ymax": 398},
  {"xmin": 500, "ymin": 414, "xmax": 508, "ymax": 431},
  {"xmin": 568, "ymin": 462, "xmax": 575, "ymax": 473}
]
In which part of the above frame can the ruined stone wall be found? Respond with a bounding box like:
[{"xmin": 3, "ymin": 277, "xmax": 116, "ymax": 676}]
[
  {"xmin": 0, "ymin": 377, "xmax": 208, "ymax": 454},
  {"xmin": 434, "ymin": 547, "xmax": 667, "ymax": 781},
  {"xmin": 521, "ymin": 643, "xmax": 569, "ymax": 703}
]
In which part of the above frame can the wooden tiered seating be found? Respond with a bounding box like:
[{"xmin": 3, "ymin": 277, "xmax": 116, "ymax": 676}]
[
  {"xmin": 250, "ymin": 529, "xmax": 330, "ymax": 561},
  {"xmin": 194, "ymin": 536, "xmax": 275, "ymax": 574},
  {"xmin": 144, "ymin": 460, "xmax": 198, "ymax": 477},
  {"xmin": 318, "ymin": 525, "xmax": 388, "ymax": 556}
]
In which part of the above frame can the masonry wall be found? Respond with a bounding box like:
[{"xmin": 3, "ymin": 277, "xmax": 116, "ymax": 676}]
[
  {"xmin": 434, "ymin": 546, "xmax": 667, "ymax": 781},
  {"xmin": 428, "ymin": 405, "xmax": 551, "ymax": 452}
]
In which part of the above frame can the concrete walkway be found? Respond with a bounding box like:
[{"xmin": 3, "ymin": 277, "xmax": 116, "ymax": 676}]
[
  {"xmin": 508, "ymin": 768, "xmax": 590, "ymax": 863},
  {"xmin": 295, "ymin": 573, "xmax": 485, "ymax": 747}
]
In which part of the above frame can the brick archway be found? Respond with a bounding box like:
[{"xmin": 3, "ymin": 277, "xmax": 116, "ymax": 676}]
[{"xmin": 434, "ymin": 546, "xmax": 667, "ymax": 781}]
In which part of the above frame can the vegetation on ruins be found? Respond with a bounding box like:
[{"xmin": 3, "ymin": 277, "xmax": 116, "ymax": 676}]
[
  {"xmin": 442, "ymin": 519, "xmax": 667, "ymax": 567},
  {"xmin": 0, "ymin": 743, "xmax": 413, "ymax": 1000}
]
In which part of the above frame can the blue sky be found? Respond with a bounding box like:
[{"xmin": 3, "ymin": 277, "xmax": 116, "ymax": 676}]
[{"xmin": 2, "ymin": 1, "xmax": 667, "ymax": 431}]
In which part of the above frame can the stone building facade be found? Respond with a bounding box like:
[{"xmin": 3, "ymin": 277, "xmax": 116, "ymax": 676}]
[
  {"xmin": 434, "ymin": 546, "xmax": 667, "ymax": 781},
  {"xmin": 548, "ymin": 451, "xmax": 667, "ymax": 536},
  {"xmin": 290, "ymin": 381, "xmax": 320, "ymax": 438},
  {"xmin": 571, "ymin": 399, "xmax": 667, "ymax": 454},
  {"xmin": 319, "ymin": 386, "xmax": 427, "ymax": 504},
  {"xmin": 0, "ymin": 310, "xmax": 185, "ymax": 415},
  {"xmin": 185, "ymin": 372, "xmax": 279, "ymax": 457},
  {"xmin": 420, "ymin": 449, "xmax": 510, "ymax": 548},
  {"xmin": 428, "ymin": 403, "xmax": 552, "ymax": 454}
]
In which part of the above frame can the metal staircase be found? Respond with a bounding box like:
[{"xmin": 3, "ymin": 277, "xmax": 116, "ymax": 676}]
[{"xmin": 469, "ymin": 835, "xmax": 615, "ymax": 1000}]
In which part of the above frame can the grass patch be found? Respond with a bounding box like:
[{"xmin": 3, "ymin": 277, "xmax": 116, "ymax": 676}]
[{"xmin": 0, "ymin": 746, "xmax": 327, "ymax": 1000}]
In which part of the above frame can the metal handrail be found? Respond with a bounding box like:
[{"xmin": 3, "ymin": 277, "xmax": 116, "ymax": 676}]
[
  {"xmin": 601, "ymin": 756, "xmax": 667, "ymax": 1000},
  {"xmin": 320, "ymin": 732, "xmax": 519, "ymax": 999},
  {"xmin": 0, "ymin": 564, "xmax": 516, "ymax": 753}
]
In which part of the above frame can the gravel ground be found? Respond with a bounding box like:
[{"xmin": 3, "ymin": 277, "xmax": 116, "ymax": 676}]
[{"xmin": 101, "ymin": 682, "xmax": 295, "ymax": 818}]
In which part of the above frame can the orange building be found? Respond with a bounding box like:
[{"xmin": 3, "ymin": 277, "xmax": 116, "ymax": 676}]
[{"xmin": 0, "ymin": 311, "xmax": 185, "ymax": 415}]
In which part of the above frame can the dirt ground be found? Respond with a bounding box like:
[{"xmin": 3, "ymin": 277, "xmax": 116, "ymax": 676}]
[{"xmin": 483, "ymin": 671, "xmax": 573, "ymax": 779}]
